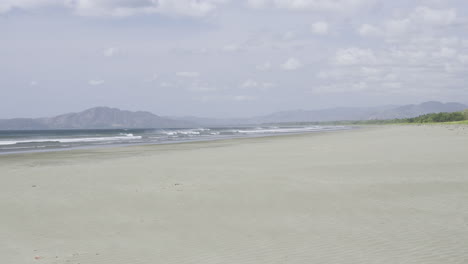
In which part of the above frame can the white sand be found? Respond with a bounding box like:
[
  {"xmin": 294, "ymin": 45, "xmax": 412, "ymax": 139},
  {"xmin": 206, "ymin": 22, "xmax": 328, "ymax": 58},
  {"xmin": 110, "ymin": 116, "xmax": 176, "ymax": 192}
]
[{"xmin": 1, "ymin": 125, "xmax": 468, "ymax": 263}]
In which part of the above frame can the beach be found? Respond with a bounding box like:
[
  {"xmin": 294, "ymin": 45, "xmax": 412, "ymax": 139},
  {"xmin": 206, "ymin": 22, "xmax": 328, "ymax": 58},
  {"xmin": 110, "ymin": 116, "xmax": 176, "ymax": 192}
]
[{"xmin": 1, "ymin": 125, "xmax": 468, "ymax": 263}]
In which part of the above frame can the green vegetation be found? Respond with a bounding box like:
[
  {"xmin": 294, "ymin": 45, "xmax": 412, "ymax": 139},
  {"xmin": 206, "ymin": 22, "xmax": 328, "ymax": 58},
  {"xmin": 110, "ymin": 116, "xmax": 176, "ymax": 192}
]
[
  {"xmin": 341, "ymin": 110, "xmax": 468, "ymax": 125},
  {"xmin": 406, "ymin": 111, "xmax": 465, "ymax": 123},
  {"xmin": 267, "ymin": 109, "xmax": 468, "ymax": 126}
]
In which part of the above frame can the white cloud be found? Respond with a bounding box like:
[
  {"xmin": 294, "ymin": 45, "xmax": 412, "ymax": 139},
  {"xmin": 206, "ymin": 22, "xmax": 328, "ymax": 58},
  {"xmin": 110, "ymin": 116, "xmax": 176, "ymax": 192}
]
[
  {"xmin": 256, "ymin": 61, "xmax": 272, "ymax": 71},
  {"xmin": 143, "ymin": 73, "xmax": 159, "ymax": 83},
  {"xmin": 29, "ymin": 81, "xmax": 38, "ymax": 86},
  {"xmin": 1, "ymin": 0, "xmax": 229, "ymax": 17},
  {"xmin": 187, "ymin": 85, "xmax": 218, "ymax": 92},
  {"xmin": 432, "ymin": 47, "xmax": 457, "ymax": 59},
  {"xmin": 384, "ymin": 18, "xmax": 410, "ymax": 36},
  {"xmin": 358, "ymin": 23, "xmax": 379, "ymax": 37},
  {"xmin": 282, "ymin": 31, "xmax": 296, "ymax": 40},
  {"xmin": 233, "ymin": 95, "xmax": 255, "ymax": 101},
  {"xmin": 458, "ymin": 55, "xmax": 468, "ymax": 64},
  {"xmin": 222, "ymin": 44, "xmax": 241, "ymax": 52},
  {"xmin": 89, "ymin": 79, "xmax": 104, "ymax": 86},
  {"xmin": 241, "ymin": 79, "xmax": 259, "ymax": 88},
  {"xmin": 176, "ymin": 71, "xmax": 200, "ymax": 78},
  {"xmin": 246, "ymin": 0, "xmax": 269, "ymax": 8},
  {"xmin": 334, "ymin": 48, "xmax": 376, "ymax": 65},
  {"xmin": 316, "ymin": 69, "xmax": 342, "ymax": 79},
  {"xmin": 103, "ymin": 47, "xmax": 119, "ymax": 57},
  {"xmin": 382, "ymin": 82, "xmax": 402, "ymax": 89},
  {"xmin": 241, "ymin": 79, "xmax": 274, "ymax": 90},
  {"xmin": 351, "ymin": 81, "xmax": 368, "ymax": 91},
  {"xmin": 361, "ymin": 6, "xmax": 458, "ymax": 39},
  {"xmin": 160, "ymin": 82, "xmax": 174, "ymax": 87},
  {"xmin": 281, "ymin": 57, "xmax": 302, "ymax": 70},
  {"xmin": 0, "ymin": 0, "xmax": 56, "ymax": 13},
  {"xmin": 247, "ymin": 0, "xmax": 374, "ymax": 12},
  {"xmin": 69, "ymin": 0, "xmax": 229, "ymax": 17},
  {"xmin": 360, "ymin": 67, "xmax": 381, "ymax": 76},
  {"xmin": 311, "ymin": 21, "xmax": 328, "ymax": 35},
  {"xmin": 196, "ymin": 95, "xmax": 255, "ymax": 103},
  {"xmin": 410, "ymin": 6, "xmax": 456, "ymax": 26},
  {"xmin": 150, "ymin": 73, "xmax": 159, "ymax": 81}
]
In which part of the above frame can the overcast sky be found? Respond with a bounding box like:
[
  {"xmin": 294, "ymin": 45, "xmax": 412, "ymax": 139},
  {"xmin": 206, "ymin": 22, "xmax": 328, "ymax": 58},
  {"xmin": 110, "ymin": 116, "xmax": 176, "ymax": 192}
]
[{"xmin": 1, "ymin": 0, "xmax": 468, "ymax": 118}]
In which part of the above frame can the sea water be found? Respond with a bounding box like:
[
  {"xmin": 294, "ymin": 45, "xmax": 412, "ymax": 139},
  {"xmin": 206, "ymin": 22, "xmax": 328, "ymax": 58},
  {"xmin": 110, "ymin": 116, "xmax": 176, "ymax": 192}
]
[{"xmin": 0, "ymin": 126, "xmax": 351, "ymax": 154}]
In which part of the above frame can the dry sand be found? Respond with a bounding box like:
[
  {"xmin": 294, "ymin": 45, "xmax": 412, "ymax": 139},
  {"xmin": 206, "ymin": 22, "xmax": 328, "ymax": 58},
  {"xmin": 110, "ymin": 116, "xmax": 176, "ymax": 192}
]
[{"xmin": 1, "ymin": 125, "xmax": 468, "ymax": 264}]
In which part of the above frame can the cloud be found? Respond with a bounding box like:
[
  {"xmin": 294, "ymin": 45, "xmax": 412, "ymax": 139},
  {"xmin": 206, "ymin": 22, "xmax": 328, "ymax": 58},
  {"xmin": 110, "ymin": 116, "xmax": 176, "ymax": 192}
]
[
  {"xmin": 89, "ymin": 79, "xmax": 104, "ymax": 86},
  {"xmin": 196, "ymin": 95, "xmax": 255, "ymax": 103},
  {"xmin": 357, "ymin": 23, "xmax": 379, "ymax": 37},
  {"xmin": 143, "ymin": 73, "xmax": 159, "ymax": 83},
  {"xmin": 384, "ymin": 18, "xmax": 411, "ymax": 36},
  {"xmin": 241, "ymin": 79, "xmax": 274, "ymax": 90},
  {"xmin": 247, "ymin": 0, "xmax": 374, "ymax": 12},
  {"xmin": 246, "ymin": 0, "xmax": 269, "ymax": 8},
  {"xmin": 410, "ymin": 6, "xmax": 456, "ymax": 26},
  {"xmin": 256, "ymin": 62, "xmax": 272, "ymax": 71},
  {"xmin": 0, "ymin": 0, "xmax": 56, "ymax": 13},
  {"xmin": 103, "ymin": 47, "xmax": 119, "ymax": 57},
  {"xmin": 282, "ymin": 31, "xmax": 296, "ymax": 40},
  {"xmin": 233, "ymin": 95, "xmax": 255, "ymax": 101},
  {"xmin": 187, "ymin": 81, "xmax": 219, "ymax": 92},
  {"xmin": 281, "ymin": 57, "xmax": 302, "ymax": 70},
  {"xmin": 160, "ymin": 82, "xmax": 174, "ymax": 87},
  {"xmin": 311, "ymin": 21, "xmax": 328, "ymax": 35},
  {"xmin": 187, "ymin": 86, "xmax": 218, "ymax": 92},
  {"xmin": 458, "ymin": 55, "xmax": 468, "ymax": 64},
  {"xmin": 360, "ymin": 67, "xmax": 381, "ymax": 76},
  {"xmin": 359, "ymin": 6, "xmax": 458, "ymax": 39},
  {"xmin": 176, "ymin": 71, "xmax": 200, "ymax": 78},
  {"xmin": 1, "ymin": 0, "xmax": 229, "ymax": 17},
  {"xmin": 334, "ymin": 48, "xmax": 376, "ymax": 65},
  {"xmin": 222, "ymin": 44, "xmax": 241, "ymax": 52},
  {"xmin": 432, "ymin": 47, "xmax": 457, "ymax": 59}
]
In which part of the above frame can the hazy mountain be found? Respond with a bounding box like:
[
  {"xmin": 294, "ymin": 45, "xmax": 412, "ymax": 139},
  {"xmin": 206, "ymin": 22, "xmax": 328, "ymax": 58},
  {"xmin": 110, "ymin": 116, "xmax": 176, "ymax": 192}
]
[
  {"xmin": 368, "ymin": 101, "xmax": 468, "ymax": 120},
  {"xmin": 0, "ymin": 107, "xmax": 195, "ymax": 130},
  {"xmin": 166, "ymin": 116, "xmax": 249, "ymax": 127},
  {"xmin": 1, "ymin": 101, "xmax": 466, "ymax": 130},
  {"xmin": 251, "ymin": 101, "xmax": 467, "ymax": 124},
  {"xmin": 170, "ymin": 101, "xmax": 467, "ymax": 125},
  {"xmin": 253, "ymin": 105, "xmax": 397, "ymax": 123}
]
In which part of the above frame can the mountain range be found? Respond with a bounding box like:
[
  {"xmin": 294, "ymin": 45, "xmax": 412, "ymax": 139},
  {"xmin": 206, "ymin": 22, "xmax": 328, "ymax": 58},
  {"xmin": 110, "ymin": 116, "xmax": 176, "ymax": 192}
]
[
  {"xmin": 171, "ymin": 101, "xmax": 467, "ymax": 125},
  {"xmin": 0, "ymin": 101, "xmax": 466, "ymax": 130},
  {"xmin": 252, "ymin": 101, "xmax": 467, "ymax": 124},
  {"xmin": 0, "ymin": 107, "xmax": 195, "ymax": 130}
]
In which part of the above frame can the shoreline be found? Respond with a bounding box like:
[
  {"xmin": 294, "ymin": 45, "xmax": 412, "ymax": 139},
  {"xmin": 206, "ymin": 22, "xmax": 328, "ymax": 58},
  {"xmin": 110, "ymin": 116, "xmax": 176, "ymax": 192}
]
[
  {"xmin": 0, "ymin": 126, "xmax": 358, "ymax": 158},
  {"xmin": 2, "ymin": 125, "xmax": 467, "ymax": 263}
]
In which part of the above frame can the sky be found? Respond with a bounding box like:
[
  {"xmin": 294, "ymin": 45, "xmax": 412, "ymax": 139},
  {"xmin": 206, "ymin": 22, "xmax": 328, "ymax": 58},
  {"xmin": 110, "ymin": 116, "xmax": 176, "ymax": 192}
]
[{"xmin": 1, "ymin": 0, "xmax": 468, "ymax": 118}]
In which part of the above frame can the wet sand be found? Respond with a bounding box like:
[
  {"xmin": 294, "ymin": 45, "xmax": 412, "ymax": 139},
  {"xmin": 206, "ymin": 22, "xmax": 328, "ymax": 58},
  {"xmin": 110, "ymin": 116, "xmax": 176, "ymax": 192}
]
[{"xmin": 1, "ymin": 125, "xmax": 468, "ymax": 263}]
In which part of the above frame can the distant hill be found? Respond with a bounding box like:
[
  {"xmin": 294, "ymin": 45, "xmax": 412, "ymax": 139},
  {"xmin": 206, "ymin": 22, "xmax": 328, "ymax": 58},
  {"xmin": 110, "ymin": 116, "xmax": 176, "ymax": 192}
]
[
  {"xmin": 250, "ymin": 101, "xmax": 467, "ymax": 124},
  {"xmin": 252, "ymin": 105, "xmax": 396, "ymax": 123},
  {"xmin": 367, "ymin": 101, "xmax": 468, "ymax": 120},
  {"xmin": 0, "ymin": 107, "xmax": 195, "ymax": 130},
  {"xmin": 1, "ymin": 101, "xmax": 466, "ymax": 130},
  {"xmin": 170, "ymin": 101, "xmax": 467, "ymax": 125}
]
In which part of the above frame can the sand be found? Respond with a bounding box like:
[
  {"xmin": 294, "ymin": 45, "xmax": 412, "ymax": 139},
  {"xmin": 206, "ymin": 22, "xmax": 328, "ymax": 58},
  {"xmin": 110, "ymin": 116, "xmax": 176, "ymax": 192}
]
[{"xmin": 1, "ymin": 125, "xmax": 468, "ymax": 264}]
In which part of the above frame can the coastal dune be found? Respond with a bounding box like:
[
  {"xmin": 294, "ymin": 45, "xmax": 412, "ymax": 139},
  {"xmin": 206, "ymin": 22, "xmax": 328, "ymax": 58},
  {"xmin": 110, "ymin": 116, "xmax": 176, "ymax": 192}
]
[{"xmin": 1, "ymin": 125, "xmax": 468, "ymax": 263}]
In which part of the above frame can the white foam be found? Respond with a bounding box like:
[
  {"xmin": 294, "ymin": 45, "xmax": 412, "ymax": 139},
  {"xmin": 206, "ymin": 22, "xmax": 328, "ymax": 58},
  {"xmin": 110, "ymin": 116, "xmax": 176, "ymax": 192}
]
[
  {"xmin": 164, "ymin": 130, "xmax": 201, "ymax": 136},
  {"xmin": 0, "ymin": 135, "xmax": 142, "ymax": 146},
  {"xmin": 237, "ymin": 126, "xmax": 325, "ymax": 134}
]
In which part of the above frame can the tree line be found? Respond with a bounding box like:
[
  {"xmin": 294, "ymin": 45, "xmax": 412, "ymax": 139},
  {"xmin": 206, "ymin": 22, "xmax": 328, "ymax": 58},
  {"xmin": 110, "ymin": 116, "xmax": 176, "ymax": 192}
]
[{"xmin": 267, "ymin": 109, "xmax": 468, "ymax": 126}]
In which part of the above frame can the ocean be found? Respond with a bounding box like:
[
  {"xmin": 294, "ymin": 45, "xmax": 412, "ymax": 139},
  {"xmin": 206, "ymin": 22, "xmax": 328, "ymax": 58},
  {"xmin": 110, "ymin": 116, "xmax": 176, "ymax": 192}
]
[{"xmin": 0, "ymin": 126, "xmax": 351, "ymax": 154}]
